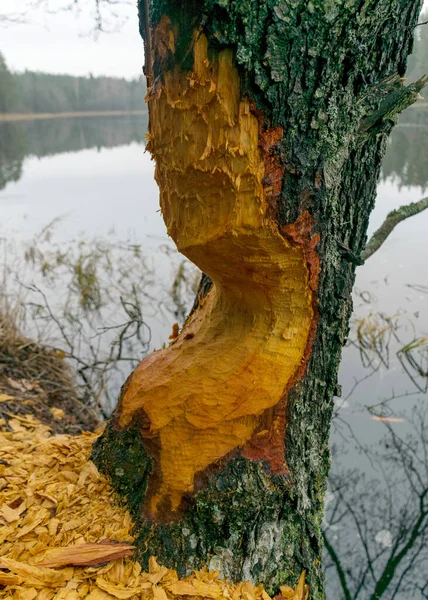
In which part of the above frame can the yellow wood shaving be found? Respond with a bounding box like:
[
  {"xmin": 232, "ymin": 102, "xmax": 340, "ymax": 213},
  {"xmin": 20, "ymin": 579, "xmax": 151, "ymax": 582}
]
[
  {"xmin": 0, "ymin": 557, "xmax": 68, "ymax": 587},
  {"xmin": 0, "ymin": 572, "xmax": 23, "ymax": 585},
  {"xmin": 1, "ymin": 506, "xmax": 20, "ymax": 524}
]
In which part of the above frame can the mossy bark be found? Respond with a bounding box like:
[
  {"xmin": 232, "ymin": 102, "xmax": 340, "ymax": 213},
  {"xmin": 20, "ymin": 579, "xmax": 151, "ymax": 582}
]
[{"xmin": 92, "ymin": 1, "xmax": 424, "ymax": 597}]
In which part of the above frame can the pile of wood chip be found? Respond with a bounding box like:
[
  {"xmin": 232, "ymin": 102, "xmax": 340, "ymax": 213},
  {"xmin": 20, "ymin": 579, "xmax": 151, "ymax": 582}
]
[{"xmin": 0, "ymin": 415, "xmax": 308, "ymax": 599}]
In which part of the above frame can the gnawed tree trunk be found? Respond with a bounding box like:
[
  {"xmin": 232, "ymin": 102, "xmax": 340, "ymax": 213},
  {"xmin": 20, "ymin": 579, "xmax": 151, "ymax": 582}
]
[{"xmin": 92, "ymin": 1, "xmax": 424, "ymax": 597}]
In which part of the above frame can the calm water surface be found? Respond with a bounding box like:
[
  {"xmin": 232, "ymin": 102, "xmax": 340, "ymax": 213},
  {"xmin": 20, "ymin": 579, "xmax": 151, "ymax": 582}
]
[{"xmin": 1, "ymin": 111, "xmax": 427, "ymax": 599}]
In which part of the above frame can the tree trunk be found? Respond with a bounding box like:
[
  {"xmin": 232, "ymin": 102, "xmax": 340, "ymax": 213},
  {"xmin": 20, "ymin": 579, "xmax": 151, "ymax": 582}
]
[{"xmin": 92, "ymin": 1, "xmax": 424, "ymax": 597}]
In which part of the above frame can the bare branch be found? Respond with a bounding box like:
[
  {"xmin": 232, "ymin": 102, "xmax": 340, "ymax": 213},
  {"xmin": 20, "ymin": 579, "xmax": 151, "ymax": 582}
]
[
  {"xmin": 0, "ymin": 0, "xmax": 131, "ymax": 35},
  {"xmin": 362, "ymin": 197, "xmax": 428, "ymax": 261}
]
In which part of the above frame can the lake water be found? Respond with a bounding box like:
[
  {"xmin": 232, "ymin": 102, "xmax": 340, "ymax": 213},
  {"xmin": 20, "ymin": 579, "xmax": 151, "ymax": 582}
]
[{"xmin": 1, "ymin": 111, "xmax": 428, "ymax": 598}]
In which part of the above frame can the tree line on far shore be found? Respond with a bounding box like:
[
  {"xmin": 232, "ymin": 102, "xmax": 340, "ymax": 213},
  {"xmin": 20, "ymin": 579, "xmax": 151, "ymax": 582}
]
[{"xmin": 0, "ymin": 52, "xmax": 146, "ymax": 114}]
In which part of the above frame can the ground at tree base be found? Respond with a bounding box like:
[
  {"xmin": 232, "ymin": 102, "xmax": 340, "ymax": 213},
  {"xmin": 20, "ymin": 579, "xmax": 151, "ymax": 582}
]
[{"xmin": 0, "ymin": 416, "xmax": 308, "ymax": 599}]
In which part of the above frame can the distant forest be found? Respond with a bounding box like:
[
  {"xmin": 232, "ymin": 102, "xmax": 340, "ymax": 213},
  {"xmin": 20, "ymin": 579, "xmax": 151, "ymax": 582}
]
[{"xmin": 0, "ymin": 53, "xmax": 146, "ymax": 114}]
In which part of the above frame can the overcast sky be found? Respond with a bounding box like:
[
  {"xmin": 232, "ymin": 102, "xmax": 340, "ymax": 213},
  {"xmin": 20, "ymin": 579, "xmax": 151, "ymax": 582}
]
[
  {"xmin": 0, "ymin": 0, "xmax": 144, "ymax": 79},
  {"xmin": 1, "ymin": 0, "xmax": 427, "ymax": 80}
]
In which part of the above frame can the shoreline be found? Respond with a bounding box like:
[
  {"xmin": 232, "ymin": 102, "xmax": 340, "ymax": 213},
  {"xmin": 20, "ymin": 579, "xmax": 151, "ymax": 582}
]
[
  {"xmin": 0, "ymin": 109, "xmax": 148, "ymax": 122},
  {"xmin": 1, "ymin": 102, "xmax": 426, "ymax": 122}
]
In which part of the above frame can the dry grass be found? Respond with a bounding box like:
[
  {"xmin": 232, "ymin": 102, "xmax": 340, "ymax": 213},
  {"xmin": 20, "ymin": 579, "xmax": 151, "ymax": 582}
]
[{"xmin": 0, "ymin": 311, "xmax": 100, "ymax": 434}]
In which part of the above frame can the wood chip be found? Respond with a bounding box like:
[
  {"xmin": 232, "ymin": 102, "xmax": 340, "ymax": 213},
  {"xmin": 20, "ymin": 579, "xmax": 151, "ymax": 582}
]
[
  {"xmin": 0, "ymin": 571, "xmax": 23, "ymax": 585},
  {"xmin": 96, "ymin": 577, "xmax": 146, "ymax": 599},
  {"xmin": 279, "ymin": 586, "xmax": 295, "ymax": 599},
  {"xmin": 12, "ymin": 587, "xmax": 38, "ymax": 600},
  {"xmin": 86, "ymin": 591, "xmax": 116, "ymax": 600},
  {"xmin": 153, "ymin": 585, "xmax": 169, "ymax": 600},
  {"xmin": 0, "ymin": 557, "xmax": 68, "ymax": 587},
  {"xmin": 1, "ymin": 504, "xmax": 21, "ymax": 523},
  {"xmin": 37, "ymin": 542, "xmax": 135, "ymax": 568},
  {"xmin": 15, "ymin": 517, "xmax": 44, "ymax": 539}
]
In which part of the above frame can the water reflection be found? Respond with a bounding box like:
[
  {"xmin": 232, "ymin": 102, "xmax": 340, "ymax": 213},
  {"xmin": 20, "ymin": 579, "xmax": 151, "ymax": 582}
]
[
  {"xmin": 381, "ymin": 107, "xmax": 428, "ymax": 190},
  {"xmin": 325, "ymin": 104, "xmax": 428, "ymax": 598},
  {"xmin": 325, "ymin": 404, "xmax": 428, "ymax": 599},
  {"xmin": 0, "ymin": 108, "xmax": 427, "ymax": 192},
  {"xmin": 0, "ymin": 122, "xmax": 26, "ymax": 190},
  {"xmin": 0, "ymin": 114, "xmax": 148, "ymax": 190},
  {"xmin": 324, "ymin": 303, "xmax": 428, "ymax": 599}
]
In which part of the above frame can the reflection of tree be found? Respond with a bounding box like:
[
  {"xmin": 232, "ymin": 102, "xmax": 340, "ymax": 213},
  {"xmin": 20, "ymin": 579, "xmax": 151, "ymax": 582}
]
[
  {"xmin": 23, "ymin": 114, "xmax": 148, "ymax": 157},
  {"xmin": 0, "ymin": 114, "xmax": 148, "ymax": 190},
  {"xmin": 324, "ymin": 405, "xmax": 428, "ymax": 599},
  {"xmin": 0, "ymin": 122, "xmax": 27, "ymax": 190},
  {"xmin": 381, "ymin": 109, "xmax": 428, "ymax": 190}
]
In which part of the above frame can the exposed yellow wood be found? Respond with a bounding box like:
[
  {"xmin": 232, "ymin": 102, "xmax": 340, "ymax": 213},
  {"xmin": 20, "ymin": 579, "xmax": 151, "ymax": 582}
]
[{"xmin": 118, "ymin": 29, "xmax": 317, "ymax": 517}]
